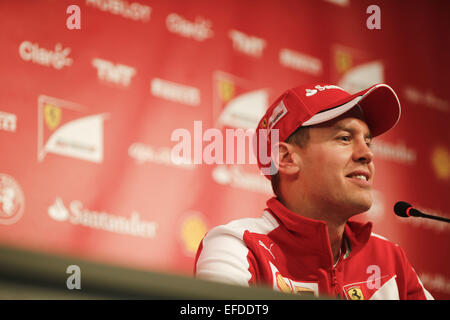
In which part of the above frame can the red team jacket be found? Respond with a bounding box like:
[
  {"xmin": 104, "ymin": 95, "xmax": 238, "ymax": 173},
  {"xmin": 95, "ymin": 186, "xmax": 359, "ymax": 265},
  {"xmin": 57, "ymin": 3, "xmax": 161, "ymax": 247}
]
[{"xmin": 195, "ymin": 197, "xmax": 433, "ymax": 300}]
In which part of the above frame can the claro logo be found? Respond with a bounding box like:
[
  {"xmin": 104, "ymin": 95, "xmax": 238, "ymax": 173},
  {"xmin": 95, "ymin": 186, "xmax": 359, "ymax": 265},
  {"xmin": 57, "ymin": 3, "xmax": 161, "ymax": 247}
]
[
  {"xmin": 166, "ymin": 13, "xmax": 214, "ymax": 41},
  {"xmin": 19, "ymin": 41, "xmax": 73, "ymax": 70}
]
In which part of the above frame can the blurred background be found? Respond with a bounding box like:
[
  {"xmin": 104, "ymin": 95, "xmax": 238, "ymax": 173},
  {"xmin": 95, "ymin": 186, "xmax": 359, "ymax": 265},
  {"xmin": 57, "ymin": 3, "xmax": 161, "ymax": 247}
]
[{"xmin": 0, "ymin": 0, "xmax": 448, "ymax": 299}]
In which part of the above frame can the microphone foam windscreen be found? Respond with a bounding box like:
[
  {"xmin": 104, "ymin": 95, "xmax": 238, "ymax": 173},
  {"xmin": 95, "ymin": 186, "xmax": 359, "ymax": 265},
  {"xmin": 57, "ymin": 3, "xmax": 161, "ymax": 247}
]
[{"xmin": 394, "ymin": 201, "xmax": 412, "ymax": 217}]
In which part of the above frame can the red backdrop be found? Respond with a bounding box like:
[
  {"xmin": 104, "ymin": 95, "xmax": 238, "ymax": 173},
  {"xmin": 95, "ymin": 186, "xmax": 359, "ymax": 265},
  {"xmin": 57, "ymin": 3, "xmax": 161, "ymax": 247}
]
[{"xmin": 0, "ymin": 0, "xmax": 449, "ymax": 299}]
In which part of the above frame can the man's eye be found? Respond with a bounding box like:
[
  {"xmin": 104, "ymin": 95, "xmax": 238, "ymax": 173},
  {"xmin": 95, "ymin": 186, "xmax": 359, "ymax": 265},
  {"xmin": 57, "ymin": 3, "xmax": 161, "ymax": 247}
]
[{"xmin": 339, "ymin": 135, "xmax": 351, "ymax": 142}]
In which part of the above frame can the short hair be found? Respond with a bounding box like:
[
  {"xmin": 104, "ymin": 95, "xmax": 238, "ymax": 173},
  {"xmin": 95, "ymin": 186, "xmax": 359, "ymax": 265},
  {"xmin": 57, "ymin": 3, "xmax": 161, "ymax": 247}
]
[{"xmin": 271, "ymin": 126, "xmax": 310, "ymax": 197}]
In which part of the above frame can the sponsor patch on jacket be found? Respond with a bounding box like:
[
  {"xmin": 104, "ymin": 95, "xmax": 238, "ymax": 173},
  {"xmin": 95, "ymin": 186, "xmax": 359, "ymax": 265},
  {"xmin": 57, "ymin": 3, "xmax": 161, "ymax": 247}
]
[
  {"xmin": 270, "ymin": 262, "xmax": 318, "ymax": 296},
  {"xmin": 346, "ymin": 286, "xmax": 365, "ymax": 300}
]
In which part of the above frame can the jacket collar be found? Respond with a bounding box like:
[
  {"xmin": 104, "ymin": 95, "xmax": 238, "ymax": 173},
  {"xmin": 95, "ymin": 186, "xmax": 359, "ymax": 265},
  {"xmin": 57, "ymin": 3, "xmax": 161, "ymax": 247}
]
[{"xmin": 266, "ymin": 197, "xmax": 373, "ymax": 260}]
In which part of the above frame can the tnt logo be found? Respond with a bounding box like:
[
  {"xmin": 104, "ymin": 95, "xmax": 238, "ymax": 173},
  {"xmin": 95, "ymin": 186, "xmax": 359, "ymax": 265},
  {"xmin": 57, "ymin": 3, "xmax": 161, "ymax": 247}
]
[{"xmin": 92, "ymin": 58, "xmax": 136, "ymax": 87}]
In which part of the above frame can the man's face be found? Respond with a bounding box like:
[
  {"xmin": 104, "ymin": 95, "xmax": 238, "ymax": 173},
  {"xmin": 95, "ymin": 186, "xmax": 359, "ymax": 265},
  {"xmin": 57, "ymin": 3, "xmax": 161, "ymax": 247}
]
[{"xmin": 295, "ymin": 109, "xmax": 375, "ymax": 216}]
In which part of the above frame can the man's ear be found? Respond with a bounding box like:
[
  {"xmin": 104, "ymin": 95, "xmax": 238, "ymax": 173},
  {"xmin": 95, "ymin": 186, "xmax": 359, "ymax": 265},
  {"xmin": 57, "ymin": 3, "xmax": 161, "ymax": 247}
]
[{"xmin": 274, "ymin": 142, "xmax": 300, "ymax": 176}]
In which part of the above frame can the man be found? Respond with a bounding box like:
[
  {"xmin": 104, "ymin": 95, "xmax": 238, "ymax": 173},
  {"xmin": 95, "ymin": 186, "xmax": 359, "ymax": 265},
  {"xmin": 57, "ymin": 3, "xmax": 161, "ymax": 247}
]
[{"xmin": 195, "ymin": 83, "xmax": 433, "ymax": 300}]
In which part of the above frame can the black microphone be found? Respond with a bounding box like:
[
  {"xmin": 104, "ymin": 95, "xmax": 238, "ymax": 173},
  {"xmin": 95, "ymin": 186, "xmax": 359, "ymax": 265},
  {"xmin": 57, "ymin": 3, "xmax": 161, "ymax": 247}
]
[{"xmin": 394, "ymin": 201, "xmax": 450, "ymax": 223}]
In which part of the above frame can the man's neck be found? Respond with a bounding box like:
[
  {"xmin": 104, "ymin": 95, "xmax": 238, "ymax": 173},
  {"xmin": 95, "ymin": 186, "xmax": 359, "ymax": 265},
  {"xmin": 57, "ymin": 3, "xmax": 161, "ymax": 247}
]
[
  {"xmin": 326, "ymin": 220, "xmax": 346, "ymax": 264},
  {"xmin": 279, "ymin": 195, "xmax": 347, "ymax": 264}
]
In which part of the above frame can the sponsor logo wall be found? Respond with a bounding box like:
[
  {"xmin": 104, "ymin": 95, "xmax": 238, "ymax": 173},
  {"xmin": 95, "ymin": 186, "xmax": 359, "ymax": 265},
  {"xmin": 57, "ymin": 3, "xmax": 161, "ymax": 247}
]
[{"xmin": 0, "ymin": 0, "xmax": 448, "ymax": 299}]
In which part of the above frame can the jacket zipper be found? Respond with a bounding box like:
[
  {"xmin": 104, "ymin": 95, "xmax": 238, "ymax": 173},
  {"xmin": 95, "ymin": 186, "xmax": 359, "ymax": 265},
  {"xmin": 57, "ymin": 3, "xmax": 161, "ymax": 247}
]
[
  {"xmin": 323, "ymin": 226, "xmax": 342, "ymax": 298},
  {"xmin": 330, "ymin": 267, "xmax": 341, "ymax": 298}
]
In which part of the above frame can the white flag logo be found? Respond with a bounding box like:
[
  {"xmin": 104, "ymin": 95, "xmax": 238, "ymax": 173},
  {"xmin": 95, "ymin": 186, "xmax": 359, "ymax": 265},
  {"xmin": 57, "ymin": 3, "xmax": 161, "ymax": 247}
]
[
  {"xmin": 37, "ymin": 95, "xmax": 107, "ymax": 163},
  {"xmin": 39, "ymin": 114, "xmax": 106, "ymax": 163}
]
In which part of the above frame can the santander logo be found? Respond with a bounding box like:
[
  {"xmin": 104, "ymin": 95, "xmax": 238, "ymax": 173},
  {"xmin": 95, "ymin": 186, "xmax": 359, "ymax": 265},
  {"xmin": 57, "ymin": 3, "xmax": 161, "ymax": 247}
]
[
  {"xmin": 48, "ymin": 197, "xmax": 70, "ymax": 221},
  {"xmin": 47, "ymin": 197, "xmax": 158, "ymax": 239}
]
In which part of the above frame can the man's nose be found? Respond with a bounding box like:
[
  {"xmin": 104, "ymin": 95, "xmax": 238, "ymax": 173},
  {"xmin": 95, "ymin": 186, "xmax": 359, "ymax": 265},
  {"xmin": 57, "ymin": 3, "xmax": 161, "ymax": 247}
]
[{"xmin": 353, "ymin": 139, "xmax": 374, "ymax": 164}]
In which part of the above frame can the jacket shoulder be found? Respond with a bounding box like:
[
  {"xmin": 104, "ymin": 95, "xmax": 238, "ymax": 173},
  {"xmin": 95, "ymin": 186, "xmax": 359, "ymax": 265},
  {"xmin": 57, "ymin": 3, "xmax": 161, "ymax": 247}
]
[
  {"xmin": 365, "ymin": 231, "xmax": 405, "ymax": 255},
  {"xmin": 369, "ymin": 232, "xmax": 398, "ymax": 246},
  {"xmin": 206, "ymin": 211, "xmax": 279, "ymax": 240},
  {"xmin": 194, "ymin": 211, "xmax": 279, "ymax": 286}
]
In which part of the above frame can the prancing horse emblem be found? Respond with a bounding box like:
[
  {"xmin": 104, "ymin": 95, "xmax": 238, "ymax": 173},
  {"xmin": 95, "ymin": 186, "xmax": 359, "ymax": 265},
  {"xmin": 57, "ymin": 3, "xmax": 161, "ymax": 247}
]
[{"xmin": 347, "ymin": 286, "xmax": 365, "ymax": 300}]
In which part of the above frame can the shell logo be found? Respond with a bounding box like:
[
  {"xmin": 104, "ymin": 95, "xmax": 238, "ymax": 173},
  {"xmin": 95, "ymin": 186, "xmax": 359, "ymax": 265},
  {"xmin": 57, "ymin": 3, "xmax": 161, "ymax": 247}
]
[
  {"xmin": 431, "ymin": 146, "xmax": 449, "ymax": 180},
  {"xmin": 180, "ymin": 213, "xmax": 208, "ymax": 255},
  {"xmin": 335, "ymin": 49, "xmax": 353, "ymax": 74},
  {"xmin": 217, "ymin": 79, "xmax": 235, "ymax": 103}
]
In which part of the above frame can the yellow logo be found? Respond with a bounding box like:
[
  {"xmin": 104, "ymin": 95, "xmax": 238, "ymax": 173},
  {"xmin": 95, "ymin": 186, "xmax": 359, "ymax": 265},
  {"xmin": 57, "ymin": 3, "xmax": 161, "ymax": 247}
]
[
  {"xmin": 180, "ymin": 214, "xmax": 208, "ymax": 255},
  {"xmin": 431, "ymin": 146, "xmax": 449, "ymax": 180},
  {"xmin": 44, "ymin": 104, "xmax": 62, "ymax": 130},
  {"xmin": 275, "ymin": 273, "xmax": 316, "ymax": 296},
  {"xmin": 347, "ymin": 286, "xmax": 364, "ymax": 300},
  {"xmin": 335, "ymin": 49, "xmax": 353, "ymax": 74},
  {"xmin": 276, "ymin": 273, "xmax": 292, "ymax": 293},
  {"xmin": 260, "ymin": 118, "xmax": 267, "ymax": 128},
  {"xmin": 217, "ymin": 79, "xmax": 235, "ymax": 103},
  {"xmin": 294, "ymin": 286, "xmax": 315, "ymax": 296}
]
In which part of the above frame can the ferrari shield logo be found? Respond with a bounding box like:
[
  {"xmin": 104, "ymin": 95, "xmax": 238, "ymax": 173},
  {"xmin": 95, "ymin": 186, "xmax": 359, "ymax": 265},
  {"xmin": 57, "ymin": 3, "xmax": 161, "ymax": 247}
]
[
  {"xmin": 44, "ymin": 104, "xmax": 62, "ymax": 130},
  {"xmin": 260, "ymin": 117, "xmax": 267, "ymax": 128},
  {"xmin": 347, "ymin": 286, "xmax": 364, "ymax": 300}
]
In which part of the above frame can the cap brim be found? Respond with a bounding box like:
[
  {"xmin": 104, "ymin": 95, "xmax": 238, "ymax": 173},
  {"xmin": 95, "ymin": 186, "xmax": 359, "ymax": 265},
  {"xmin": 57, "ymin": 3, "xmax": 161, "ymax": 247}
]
[{"xmin": 301, "ymin": 84, "xmax": 401, "ymax": 137}]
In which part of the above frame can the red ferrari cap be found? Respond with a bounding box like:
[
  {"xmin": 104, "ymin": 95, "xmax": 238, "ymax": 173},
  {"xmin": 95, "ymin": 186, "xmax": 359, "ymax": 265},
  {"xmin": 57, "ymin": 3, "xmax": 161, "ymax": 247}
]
[{"xmin": 255, "ymin": 83, "xmax": 401, "ymax": 178}]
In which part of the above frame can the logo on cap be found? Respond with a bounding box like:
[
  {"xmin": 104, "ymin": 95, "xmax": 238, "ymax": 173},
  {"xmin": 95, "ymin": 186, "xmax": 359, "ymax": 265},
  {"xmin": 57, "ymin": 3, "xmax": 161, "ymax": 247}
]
[
  {"xmin": 305, "ymin": 84, "xmax": 344, "ymax": 97},
  {"xmin": 260, "ymin": 118, "xmax": 267, "ymax": 128},
  {"xmin": 267, "ymin": 100, "xmax": 288, "ymax": 129}
]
